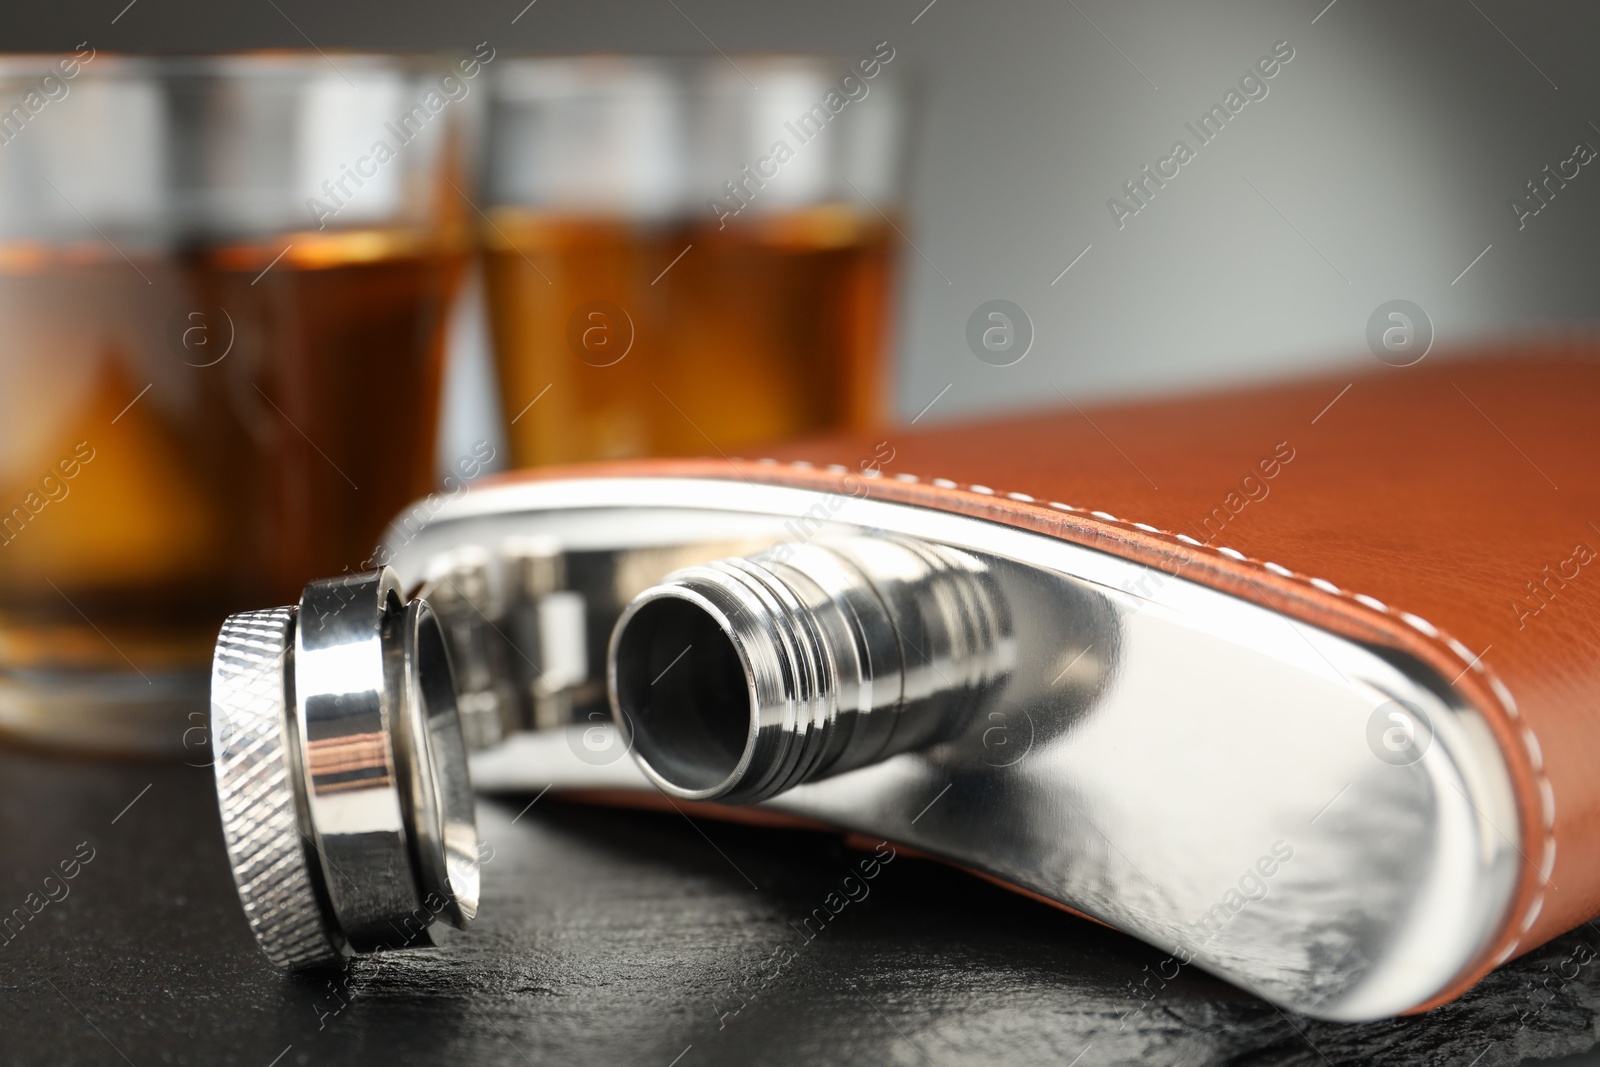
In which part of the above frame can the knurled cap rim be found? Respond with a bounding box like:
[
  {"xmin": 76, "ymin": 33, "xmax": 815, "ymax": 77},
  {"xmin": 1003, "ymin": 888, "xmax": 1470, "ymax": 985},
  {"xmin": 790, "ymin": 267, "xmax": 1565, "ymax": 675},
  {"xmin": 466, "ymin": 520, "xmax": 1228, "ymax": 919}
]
[{"xmin": 211, "ymin": 607, "xmax": 341, "ymax": 969}]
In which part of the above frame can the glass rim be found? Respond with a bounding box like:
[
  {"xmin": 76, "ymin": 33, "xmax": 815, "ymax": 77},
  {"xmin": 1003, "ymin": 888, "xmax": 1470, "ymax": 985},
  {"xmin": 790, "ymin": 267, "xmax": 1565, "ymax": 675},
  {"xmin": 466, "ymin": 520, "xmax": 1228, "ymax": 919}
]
[
  {"xmin": 0, "ymin": 50, "xmax": 470, "ymax": 79},
  {"xmin": 489, "ymin": 51, "xmax": 907, "ymax": 76},
  {"xmin": 493, "ymin": 50, "xmax": 887, "ymax": 62}
]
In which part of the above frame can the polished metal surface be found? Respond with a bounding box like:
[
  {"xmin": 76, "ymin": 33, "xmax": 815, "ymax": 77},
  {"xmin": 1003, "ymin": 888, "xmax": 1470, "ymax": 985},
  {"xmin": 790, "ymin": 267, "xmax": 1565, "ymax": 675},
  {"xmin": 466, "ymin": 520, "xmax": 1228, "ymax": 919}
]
[
  {"xmin": 610, "ymin": 535, "xmax": 1011, "ymax": 802},
  {"xmin": 373, "ymin": 475, "xmax": 1520, "ymax": 1021},
  {"xmin": 419, "ymin": 546, "xmax": 516, "ymax": 751},
  {"xmin": 209, "ymin": 568, "xmax": 479, "ymax": 967}
]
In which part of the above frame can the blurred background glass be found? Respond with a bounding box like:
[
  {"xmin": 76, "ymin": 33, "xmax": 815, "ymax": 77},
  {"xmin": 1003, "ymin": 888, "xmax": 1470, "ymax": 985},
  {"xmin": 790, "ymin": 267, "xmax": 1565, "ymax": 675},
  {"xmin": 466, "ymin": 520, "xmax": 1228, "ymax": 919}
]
[
  {"xmin": 0, "ymin": 52, "xmax": 472, "ymax": 752},
  {"xmin": 480, "ymin": 54, "xmax": 905, "ymax": 467}
]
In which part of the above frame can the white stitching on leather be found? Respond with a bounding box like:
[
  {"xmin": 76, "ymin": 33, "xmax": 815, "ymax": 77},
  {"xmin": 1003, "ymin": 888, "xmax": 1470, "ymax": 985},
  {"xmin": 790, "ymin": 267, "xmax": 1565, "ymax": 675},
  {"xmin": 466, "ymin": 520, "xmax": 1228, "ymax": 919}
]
[
  {"xmin": 755, "ymin": 457, "xmax": 1559, "ymax": 953},
  {"xmin": 1401, "ymin": 612, "xmax": 1440, "ymax": 638},
  {"xmin": 1522, "ymin": 728, "xmax": 1545, "ymax": 773},
  {"xmin": 1490, "ymin": 677, "xmax": 1519, "ymax": 717}
]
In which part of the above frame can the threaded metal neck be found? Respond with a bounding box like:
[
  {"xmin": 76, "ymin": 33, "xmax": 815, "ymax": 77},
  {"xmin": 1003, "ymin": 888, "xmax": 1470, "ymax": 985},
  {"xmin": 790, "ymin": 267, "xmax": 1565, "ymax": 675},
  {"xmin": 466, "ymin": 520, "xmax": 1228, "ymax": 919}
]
[{"xmin": 609, "ymin": 535, "xmax": 1009, "ymax": 803}]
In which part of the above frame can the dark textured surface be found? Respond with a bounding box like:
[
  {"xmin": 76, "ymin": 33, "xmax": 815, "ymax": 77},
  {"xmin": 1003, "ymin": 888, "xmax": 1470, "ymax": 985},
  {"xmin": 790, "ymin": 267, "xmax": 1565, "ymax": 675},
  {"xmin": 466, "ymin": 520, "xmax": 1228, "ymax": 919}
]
[{"xmin": 0, "ymin": 745, "xmax": 1597, "ymax": 1067}]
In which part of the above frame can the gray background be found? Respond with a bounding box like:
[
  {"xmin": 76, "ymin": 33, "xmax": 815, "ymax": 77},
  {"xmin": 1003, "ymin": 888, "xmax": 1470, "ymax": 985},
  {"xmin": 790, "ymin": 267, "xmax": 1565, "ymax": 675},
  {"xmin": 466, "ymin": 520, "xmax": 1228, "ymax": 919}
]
[{"xmin": 12, "ymin": 0, "xmax": 1600, "ymax": 444}]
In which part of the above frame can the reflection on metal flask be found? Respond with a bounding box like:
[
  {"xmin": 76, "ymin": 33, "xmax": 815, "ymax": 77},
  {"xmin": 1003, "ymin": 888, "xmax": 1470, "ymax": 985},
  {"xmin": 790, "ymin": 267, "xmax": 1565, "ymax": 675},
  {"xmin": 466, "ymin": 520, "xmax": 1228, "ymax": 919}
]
[
  {"xmin": 417, "ymin": 545, "xmax": 515, "ymax": 751},
  {"xmin": 607, "ymin": 536, "xmax": 1013, "ymax": 804},
  {"xmin": 209, "ymin": 568, "xmax": 479, "ymax": 968}
]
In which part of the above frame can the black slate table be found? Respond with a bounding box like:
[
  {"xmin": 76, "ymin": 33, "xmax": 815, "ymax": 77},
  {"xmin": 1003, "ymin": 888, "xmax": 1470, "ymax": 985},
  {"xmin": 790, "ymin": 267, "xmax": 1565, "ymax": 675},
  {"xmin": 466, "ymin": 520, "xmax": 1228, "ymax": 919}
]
[{"xmin": 1, "ymin": 743, "xmax": 1597, "ymax": 1067}]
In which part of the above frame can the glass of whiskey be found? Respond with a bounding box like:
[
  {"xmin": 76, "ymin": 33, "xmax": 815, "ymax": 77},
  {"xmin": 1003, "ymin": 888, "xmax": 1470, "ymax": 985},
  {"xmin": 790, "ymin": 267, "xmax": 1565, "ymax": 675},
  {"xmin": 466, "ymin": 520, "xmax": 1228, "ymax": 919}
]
[
  {"xmin": 0, "ymin": 52, "xmax": 480, "ymax": 753},
  {"xmin": 480, "ymin": 52, "xmax": 908, "ymax": 467}
]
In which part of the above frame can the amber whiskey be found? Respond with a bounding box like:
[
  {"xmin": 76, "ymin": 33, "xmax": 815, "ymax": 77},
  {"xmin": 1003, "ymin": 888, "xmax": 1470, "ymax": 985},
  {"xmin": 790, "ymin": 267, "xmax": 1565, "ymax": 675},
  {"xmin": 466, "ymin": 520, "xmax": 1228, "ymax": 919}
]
[
  {"xmin": 483, "ymin": 205, "xmax": 895, "ymax": 466},
  {"xmin": 0, "ymin": 229, "xmax": 465, "ymax": 687}
]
